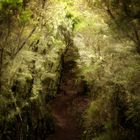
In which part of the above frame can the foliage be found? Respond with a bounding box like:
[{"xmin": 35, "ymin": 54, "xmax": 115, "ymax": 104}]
[
  {"xmin": 0, "ymin": 0, "xmax": 82, "ymax": 139},
  {"xmin": 86, "ymin": 0, "xmax": 140, "ymax": 53},
  {"xmin": 74, "ymin": 1, "xmax": 140, "ymax": 140},
  {"xmin": 0, "ymin": 0, "xmax": 140, "ymax": 139}
]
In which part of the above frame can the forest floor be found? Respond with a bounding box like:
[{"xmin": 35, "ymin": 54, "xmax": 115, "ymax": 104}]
[{"xmin": 48, "ymin": 73, "xmax": 89, "ymax": 140}]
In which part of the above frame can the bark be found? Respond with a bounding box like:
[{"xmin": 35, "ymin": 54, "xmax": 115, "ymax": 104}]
[
  {"xmin": 0, "ymin": 47, "xmax": 4, "ymax": 92},
  {"xmin": 13, "ymin": 27, "xmax": 36, "ymax": 59}
]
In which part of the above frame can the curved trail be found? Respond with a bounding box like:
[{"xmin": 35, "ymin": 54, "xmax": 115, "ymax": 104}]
[
  {"xmin": 49, "ymin": 80, "xmax": 87, "ymax": 140},
  {"xmin": 48, "ymin": 32, "xmax": 89, "ymax": 139},
  {"xmin": 49, "ymin": 96, "xmax": 80, "ymax": 140}
]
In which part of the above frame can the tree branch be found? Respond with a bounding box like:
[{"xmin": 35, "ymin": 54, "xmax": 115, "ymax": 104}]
[{"xmin": 12, "ymin": 27, "xmax": 36, "ymax": 59}]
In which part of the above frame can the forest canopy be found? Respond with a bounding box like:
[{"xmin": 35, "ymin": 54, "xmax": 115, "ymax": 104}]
[{"xmin": 0, "ymin": 0, "xmax": 140, "ymax": 140}]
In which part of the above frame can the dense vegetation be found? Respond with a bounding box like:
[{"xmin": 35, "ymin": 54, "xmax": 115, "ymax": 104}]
[{"xmin": 0, "ymin": 0, "xmax": 140, "ymax": 140}]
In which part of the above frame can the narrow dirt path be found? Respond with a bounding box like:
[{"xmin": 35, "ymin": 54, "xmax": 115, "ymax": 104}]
[
  {"xmin": 48, "ymin": 72, "xmax": 89, "ymax": 140},
  {"xmin": 48, "ymin": 30, "xmax": 89, "ymax": 140},
  {"xmin": 48, "ymin": 77, "xmax": 81, "ymax": 140}
]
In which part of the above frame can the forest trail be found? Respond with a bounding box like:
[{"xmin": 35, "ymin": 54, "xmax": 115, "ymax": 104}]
[
  {"xmin": 48, "ymin": 28, "xmax": 89, "ymax": 140},
  {"xmin": 48, "ymin": 73, "xmax": 89, "ymax": 140}
]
